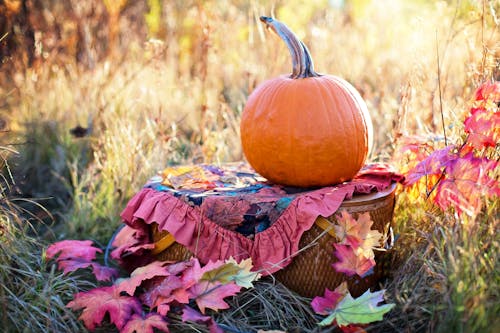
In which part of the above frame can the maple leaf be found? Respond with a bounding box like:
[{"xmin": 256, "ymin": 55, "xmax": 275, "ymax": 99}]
[
  {"xmin": 189, "ymin": 280, "xmax": 242, "ymax": 313},
  {"xmin": 332, "ymin": 244, "xmax": 375, "ymax": 277},
  {"xmin": 334, "ymin": 212, "xmax": 383, "ymax": 260},
  {"xmin": 66, "ymin": 285, "xmax": 142, "ymax": 330},
  {"xmin": 464, "ymin": 108, "xmax": 500, "ymax": 150},
  {"xmin": 200, "ymin": 257, "xmax": 261, "ymax": 289},
  {"xmin": 118, "ymin": 261, "xmax": 173, "ymax": 296},
  {"xmin": 225, "ymin": 257, "xmax": 262, "ymax": 288},
  {"xmin": 311, "ymin": 282, "xmax": 348, "ymax": 315},
  {"xmin": 46, "ymin": 240, "xmax": 101, "ymax": 261},
  {"xmin": 111, "ymin": 225, "xmax": 155, "ymax": 260},
  {"xmin": 121, "ymin": 313, "xmax": 170, "ymax": 333},
  {"xmin": 202, "ymin": 197, "xmax": 251, "ymax": 229},
  {"xmin": 318, "ymin": 289, "xmax": 395, "ymax": 327},
  {"xmin": 181, "ymin": 306, "xmax": 224, "ymax": 333},
  {"xmin": 46, "ymin": 240, "xmax": 118, "ymax": 281},
  {"xmin": 201, "ymin": 262, "xmax": 241, "ymax": 284},
  {"xmin": 434, "ymin": 154, "xmax": 499, "ymax": 217},
  {"xmin": 142, "ymin": 275, "xmax": 190, "ymax": 315},
  {"xmin": 333, "ymin": 211, "xmax": 363, "ymax": 242},
  {"xmin": 404, "ymin": 145, "xmax": 456, "ymax": 186},
  {"xmin": 474, "ymin": 81, "xmax": 500, "ymax": 100}
]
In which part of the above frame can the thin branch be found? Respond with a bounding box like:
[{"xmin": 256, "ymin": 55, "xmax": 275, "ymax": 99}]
[{"xmin": 435, "ymin": 31, "xmax": 448, "ymax": 147}]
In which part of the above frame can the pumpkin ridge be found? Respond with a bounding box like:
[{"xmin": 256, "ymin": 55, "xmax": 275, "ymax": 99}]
[
  {"xmin": 319, "ymin": 77, "xmax": 351, "ymax": 174},
  {"xmin": 311, "ymin": 77, "xmax": 339, "ymax": 176},
  {"xmin": 326, "ymin": 76, "xmax": 368, "ymax": 168},
  {"xmin": 331, "ymin": 76, "xmax": 373, "ymax": 156}
]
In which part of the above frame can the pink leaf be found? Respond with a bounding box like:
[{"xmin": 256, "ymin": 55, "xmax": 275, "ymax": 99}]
[
  {"xmin": 140, "ymin": 260, "xmax": 195, "ymax": 315},
  {"xmin": 464, "ymin": 108, "xmax": 500, "ymax": 150},
  {"xmin": 181, "ymin": 306, "xmax": 224, "ymax": 333},
  {"xmin": 434, "ymin": 154, "xmax": 499, "ymax": 217},
  {"xmin": 311, "ymin": 283, "xmax": 348, "ymax": 315},
  {"xmin": 332, "ymin": 244, "xmax": 375, "ymax": 277},
  {"xmin": 473, "ymin": 81, "xmax": 500, "ymax": 103},
  {"xmin": 66, "ymin": 285, "xmax": 142, "ymax": 330},
  {"xmin": 91, "ymin": 263, "xmax": 119, "ymax": 282},
  {"xmin": 46, "ymin": 240, "xmax": 101, "ymax": 261},
  {"xmin": 118, "ymin": 261, "xmax": 173, "ymax": 296},
  {"xmin": 121, "ymin": 313, "xmax": 170, "ymax": 333},
  {"xmin": 46, "ymin": 240, "xmax": 117, "ymax": 281},
  {"xmin": 189, "ymin": 280, "xmax": 241, "ymax": 313},
  {"xmin": 404, "ymin": 146, "xmax": 456, "ymax": 186},
  {"xmin": 111, "ymin": 225, "xmax": 155, "ymax": 260},
  {"xmin": 142, "ymin": 275, "xmax": 189, "ymax": 315}
]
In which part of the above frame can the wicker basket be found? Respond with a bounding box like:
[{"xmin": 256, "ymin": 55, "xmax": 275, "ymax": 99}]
[
  {"xmin": 273, "ymin": 183, "xmax": 397, "ymax": 297},
  {"xmin": 151, "ymin": 183, "xmax": 397, "ymax": 298}
]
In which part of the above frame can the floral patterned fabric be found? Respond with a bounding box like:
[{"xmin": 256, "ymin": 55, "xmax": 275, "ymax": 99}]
[{"xmin": 115, "ymin": 163, "xmax": 403, "ymax": 275}]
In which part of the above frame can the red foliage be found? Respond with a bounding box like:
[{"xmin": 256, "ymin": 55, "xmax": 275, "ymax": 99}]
[
  {"xmin": 46, "ymin": 240, "xmax": 118, "ymax": 281},
  {"xmin": 121, "ymin": 314, "xmax": 170, "ymax": 333},
  {"xmin": 66, "ymin": 285, "xmax": 142, "ymax": 331}
]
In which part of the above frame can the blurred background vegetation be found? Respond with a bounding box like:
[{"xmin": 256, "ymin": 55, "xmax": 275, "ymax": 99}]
[{"xmin": 0, "ymin": 0, "xmax": 498, "ymax": 332}]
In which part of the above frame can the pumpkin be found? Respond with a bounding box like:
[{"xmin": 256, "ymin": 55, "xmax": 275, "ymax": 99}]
[{"xmin": 240, "ymin": 16, "xmax": 373, "ymax": 187}]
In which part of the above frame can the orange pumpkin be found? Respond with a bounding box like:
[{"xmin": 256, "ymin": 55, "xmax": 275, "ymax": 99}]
[{"xmin": 240, "ymin": 16, "xmax": 373, "ymax": 187}]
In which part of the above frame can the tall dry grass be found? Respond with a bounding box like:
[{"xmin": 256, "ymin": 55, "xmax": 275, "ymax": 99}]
[{"xmin": 0, "ymin": 0, "xmax": 499, "ymax": 332}]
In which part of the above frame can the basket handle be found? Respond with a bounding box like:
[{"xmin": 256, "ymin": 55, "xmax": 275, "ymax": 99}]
[
  {"xmin": 151, "ymin": 232, "xmax": 177, "ymax": 255},
  {"xmin": 314, "ymin": 216, "xmax": 337, "ymax": 237}
]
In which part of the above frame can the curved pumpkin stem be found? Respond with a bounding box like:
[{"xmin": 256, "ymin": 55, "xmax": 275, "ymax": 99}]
[{"xmin": 260, "ymin": 16, "xmax": 320, "ymax": 79}]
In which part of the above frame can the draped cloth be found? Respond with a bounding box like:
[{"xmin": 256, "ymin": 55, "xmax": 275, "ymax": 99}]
[{"xmin": 114, "ymin": 163, "xmax": 403, "ymax": 275}]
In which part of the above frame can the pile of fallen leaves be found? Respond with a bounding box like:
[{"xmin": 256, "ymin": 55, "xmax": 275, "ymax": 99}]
[{"xmin": 46, "ymin": 209, "xmax": 395, "ymax": 332}]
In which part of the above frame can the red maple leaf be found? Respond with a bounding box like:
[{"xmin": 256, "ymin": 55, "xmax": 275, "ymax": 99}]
[
  {"xmin": 121, "ymin": 313, "xmax": 170, "ymax": 333},
  {"xmin": 111, "ymin": 225, "xmax": 155, "ymax": 260},
  {"xmin": 66, "ymin": 285, "xmax": 142, "ymax": 330},
  {"xmin": 311, "ymin": 282, "xmax": 348, "ymax": 315},
  {"xmin": 46, "ymin": 240, "xmax": 118, "ymax": 281},
  {"xmin": 464, "ymin": 108, "xmax": 500, "ymax": 150},
  {"xmin": 473, "ymin": 81, "xmax": 500, "ymax": 103},
  {"xmin": 332, "ymin": 244, "xmax": 375, "ymax": 277},
  {"xmin": 434, "ymin": 154, "xmax": 499, "ymax": 217},
  {"xmin": 46, "ymin": 240, "xmax": 100, "ymax": 261},
  {"xmin": 118, "ymin": 261, "xmax": 173, "ymax": 296},
  {"xmin": 140, "ymin": 260, "xmax": 195, "ymax": 315},
  {"xmin": 142, "ymin": 275, "xmax": 190, "ymax": 315},
  {"xmin": 404, "ymin": 145, "xmax": 456, "ymax": 186},
  {"xmin": 189, "ymin": 280, "xmax": 241, "ymax": 313}
]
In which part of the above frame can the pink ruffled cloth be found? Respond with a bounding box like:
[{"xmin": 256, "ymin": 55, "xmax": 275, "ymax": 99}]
[{"xmin": 114, "ymin": 163, "xmax": 403, "ymax": 275}]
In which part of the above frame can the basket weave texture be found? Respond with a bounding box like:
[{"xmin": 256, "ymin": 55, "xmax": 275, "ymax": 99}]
[
  {"xmin": 152, "ymin": 185, "xmax": 396, "ymax": 298},
  {"xmin": 273, "ymin": 187, "xmax": 396, "ymax": 297}
]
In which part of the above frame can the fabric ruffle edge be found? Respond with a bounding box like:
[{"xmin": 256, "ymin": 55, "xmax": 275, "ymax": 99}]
[{"xmin": 116, "ymin": 175, "xmax": 400, "ymax": 275}]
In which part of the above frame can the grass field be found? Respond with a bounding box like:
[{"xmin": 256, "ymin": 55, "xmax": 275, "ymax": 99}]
[{"xmin": 1, "ymin": 0, "xmax": 499, "ymax": 332}]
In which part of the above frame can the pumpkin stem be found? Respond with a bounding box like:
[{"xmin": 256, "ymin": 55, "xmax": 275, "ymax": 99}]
[{"xmin": 260, "ymin": 16, "xmax": 320, "ymax": 79}]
